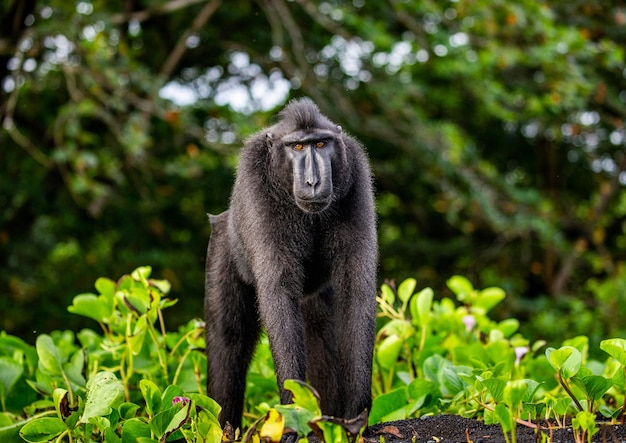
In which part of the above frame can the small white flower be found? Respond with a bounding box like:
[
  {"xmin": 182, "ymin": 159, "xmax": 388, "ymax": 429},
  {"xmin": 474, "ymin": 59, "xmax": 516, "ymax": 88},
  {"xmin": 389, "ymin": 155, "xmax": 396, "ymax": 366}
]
[{"xmin": 462, "ymin": 314, "xmax": 475, "ymax": 332}]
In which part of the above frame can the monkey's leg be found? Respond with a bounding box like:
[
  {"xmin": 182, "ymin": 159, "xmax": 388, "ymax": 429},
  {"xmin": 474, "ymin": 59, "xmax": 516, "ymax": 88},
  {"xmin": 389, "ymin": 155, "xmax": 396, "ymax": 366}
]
[
  {"xmin": 256, "ymin": 278, "xmax": 307, "ymax": 405},
  {"xmin": 205, "ymin": 266, "xmax": 260, "ymax": 430},
  {"xmin": 334, "ymin": 271, "xmax": 377, "ymax": 419},
  {"xmin": 301, "ymin": 287, "xmax": 342, "ymax": 416}
]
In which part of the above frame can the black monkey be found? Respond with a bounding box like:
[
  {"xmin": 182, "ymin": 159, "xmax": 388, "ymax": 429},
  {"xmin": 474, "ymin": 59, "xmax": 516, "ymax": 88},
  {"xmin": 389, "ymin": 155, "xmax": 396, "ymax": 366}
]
[{"xmin": 204, "ymin": 98, "xmax": 377, "ymax": 430}]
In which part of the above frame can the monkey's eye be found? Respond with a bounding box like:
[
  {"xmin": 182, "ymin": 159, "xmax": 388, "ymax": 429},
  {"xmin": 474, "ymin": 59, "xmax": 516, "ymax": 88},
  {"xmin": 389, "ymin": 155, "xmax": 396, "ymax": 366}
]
[
  {"xmin": 293, "ymin": 143, "xmax": 304, "ymax": 151},
  {"xmin": 315, "ymin": 141, "xmax": 325, "ymax": 149}
]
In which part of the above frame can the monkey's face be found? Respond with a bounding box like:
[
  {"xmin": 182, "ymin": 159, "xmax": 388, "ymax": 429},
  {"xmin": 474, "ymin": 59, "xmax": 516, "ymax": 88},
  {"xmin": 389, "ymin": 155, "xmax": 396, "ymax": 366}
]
[{"xmin": 283, "ymin": 130, "xmax": 336, "ymax": 213}]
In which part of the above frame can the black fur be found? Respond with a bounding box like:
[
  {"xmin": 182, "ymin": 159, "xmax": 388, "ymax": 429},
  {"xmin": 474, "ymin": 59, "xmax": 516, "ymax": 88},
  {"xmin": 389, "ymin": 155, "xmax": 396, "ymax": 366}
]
[{"xmin": 204, "ymin": 98, "xmax": 377, "ymax": 430}]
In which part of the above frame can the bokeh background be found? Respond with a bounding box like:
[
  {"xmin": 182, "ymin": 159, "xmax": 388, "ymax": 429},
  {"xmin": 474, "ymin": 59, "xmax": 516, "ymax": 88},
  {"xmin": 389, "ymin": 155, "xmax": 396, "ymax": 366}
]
[{"xmin": 1, "ymin": 0, "xmax": 626, "ymax": 348}]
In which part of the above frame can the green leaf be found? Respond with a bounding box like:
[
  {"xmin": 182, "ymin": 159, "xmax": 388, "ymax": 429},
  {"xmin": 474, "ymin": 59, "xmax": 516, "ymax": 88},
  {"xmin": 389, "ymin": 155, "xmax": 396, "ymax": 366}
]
[
  {"xmin": 64, "ymin": 349, "xmax": 86, "ymax": 387},
  {"xmin": 503, "ymin": 380, "xmax": 528, "ymax": 410},
  {"xmin": 494, "ymin": 403, "xmax": 512, "ymax": 432},
  {"xmin": 441, "ymin": 366, "xmax": 465, "ymax": 396},
  {"xmin": 121, "ymin": 418, "xmax": 151, "ymax": 443},
  {"xmin": 0, "ymin": 356, "xmax": 23, "ymax": 396},
  {"xmin": 475, "ymin": 287, "xmax": 506, "ymax": 312},
  {"xmin": 380, "ymin": 284, "xmax": 395, "ymax": 305},
  {"xmin": 376, "ymin": 334, "xmax": 404, "ymax": 370},
  {"xmin": 284, "ymin": 379, "xmax": 321, "ymax": 414},
  {"xmin": 446, "ymin": 275, "xmax": 474, "ymax": 302},
  {"xmin": 480, "ymin": 378, "xmax": 506, "ymax": 403},
  {"xmin": 368, "ymin": 386, "xmax": 409, "ymax": 425},
  {"xmin": 397, "ymin": 278, "xmax": 417, "ymax": 303},
  {"xmin": 576, "ymin": 375, "xmax": 613, "ymax": 402},
  {"xmin": 131, "ymin": 266, "xmax": 152, "ymax": 286},
  {"xmin": 140, "ymin": 379, "xmax": 162, "ymax": 416},
  {"xmin": 496, "ymin": 319, "xmax": 519, "ymax": 337},
  {"xmin": 410, "ymin": 287, "xmax": 433, "ymax": 327},
  {"xmin": 546, "ymin": 346, "xmax": 582, "ymax": 379},
  {"xmin": 95, "ymin": 277, "xmax": 116, "ymax": 299},
  {"xmin": 151, "ymin": 402, "xmax": 191, "ymax": 440},
  {"xmin": 67, "ymin": 293, "xmax": 111, "ymax": 323},
  {"xmin": 81, "ymin": 371, "xmax": 125, "ymax": 423},
  {"xmin": 19, "ymin": 417, "xmax": 66, "ymax": 442},
  {"xmin": 600, "ymin": 338, "xmax": 626, "ymax": 367},
  {"xmin": 0, "ymin": 418, "xmax": 26, "ymax": 442},
  {"xmin": 129, "ymin": 315, "xmax": 148, "ymax": 355},
  {"xmin": 273, "ymin": 403, "xmax": 316, "ymax": 436},
  {"xmin": 118, "ymin": 402, "xmax": 141, "ymax": 420},
  {"xmin": 35, "ymin": 335, "xmax": 63, "ymax": 376}
]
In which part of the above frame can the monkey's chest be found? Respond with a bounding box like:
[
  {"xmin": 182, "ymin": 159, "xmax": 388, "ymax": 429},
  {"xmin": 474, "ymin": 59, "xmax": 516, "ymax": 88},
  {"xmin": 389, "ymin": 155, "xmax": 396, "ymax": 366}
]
[{"xmin": 301, "ymin": 247, "xmax": 333, "ymax": 294}]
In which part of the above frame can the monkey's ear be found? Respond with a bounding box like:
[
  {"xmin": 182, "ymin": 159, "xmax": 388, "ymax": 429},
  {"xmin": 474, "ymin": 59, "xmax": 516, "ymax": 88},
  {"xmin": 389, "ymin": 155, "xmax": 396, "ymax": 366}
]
[
  {"xmin": 265, "ymin": 132, "xmax": 274, "ymax": 148},
  {"xmin": 336, "ymin": 125, "xmax": 343, "ymax": 132}
]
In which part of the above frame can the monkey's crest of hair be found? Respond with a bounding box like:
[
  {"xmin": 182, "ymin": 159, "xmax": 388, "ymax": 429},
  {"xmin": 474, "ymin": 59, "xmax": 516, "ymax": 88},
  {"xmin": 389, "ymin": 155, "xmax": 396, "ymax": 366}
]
[{"xmin": 278, "ymin": 97, "xmax": 337, "ymax": 132}]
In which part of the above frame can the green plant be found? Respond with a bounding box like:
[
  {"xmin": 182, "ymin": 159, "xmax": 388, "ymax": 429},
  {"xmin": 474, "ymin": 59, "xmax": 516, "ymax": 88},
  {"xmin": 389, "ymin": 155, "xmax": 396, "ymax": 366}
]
[
  {"xmin": 5, "ymin": 270, "xmax": 626, "ymax": 442},
  {"xmin": 245, "ymin": 380, "xmax": 367, "ymax": 443},
  {"xmin": 1, "ymin": 267, "xmax": 220, "ymax": 442}
]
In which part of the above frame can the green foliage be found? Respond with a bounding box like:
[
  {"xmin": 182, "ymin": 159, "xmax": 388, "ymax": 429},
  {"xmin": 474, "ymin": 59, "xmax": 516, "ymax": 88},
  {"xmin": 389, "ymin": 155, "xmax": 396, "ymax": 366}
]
[
  {"xmin": 5, "ymin": 270, "xmax": 626, "ymax": 442},
  {"xmin": 372, "ymin": 276, "xmax": 626, "ymax": 439},
  {"xmin": 1, "ymin": 267, "xmax": 219, "ymax": 443}
]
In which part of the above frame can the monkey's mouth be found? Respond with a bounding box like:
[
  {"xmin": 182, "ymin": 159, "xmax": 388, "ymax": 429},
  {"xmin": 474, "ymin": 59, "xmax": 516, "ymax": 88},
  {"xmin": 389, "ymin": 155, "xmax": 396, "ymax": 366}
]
[{"xmin": 295, "ymin": 197, "xmax": 331, "ymax": 213}]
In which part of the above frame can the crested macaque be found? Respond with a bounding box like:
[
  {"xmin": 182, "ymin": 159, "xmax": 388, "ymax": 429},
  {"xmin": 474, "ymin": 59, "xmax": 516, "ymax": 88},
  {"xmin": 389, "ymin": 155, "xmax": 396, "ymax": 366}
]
[{"xmin": 204, "ymin": 98, "xmax": 377, "ymax": 430}]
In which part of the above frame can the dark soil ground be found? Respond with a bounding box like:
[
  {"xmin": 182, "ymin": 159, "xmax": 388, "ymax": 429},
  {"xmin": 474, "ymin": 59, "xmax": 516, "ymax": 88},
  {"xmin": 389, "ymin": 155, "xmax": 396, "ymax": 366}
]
[{"xmin": 362, "ymin": 415, "xmax": 626, "ymax": 443}]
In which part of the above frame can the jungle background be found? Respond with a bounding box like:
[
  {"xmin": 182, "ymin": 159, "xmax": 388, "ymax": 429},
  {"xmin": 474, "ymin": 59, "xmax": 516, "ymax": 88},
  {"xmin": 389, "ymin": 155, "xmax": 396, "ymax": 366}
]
[{"xmin": 1, "ymin": 0, "xmax": 625, "ymax": 350}]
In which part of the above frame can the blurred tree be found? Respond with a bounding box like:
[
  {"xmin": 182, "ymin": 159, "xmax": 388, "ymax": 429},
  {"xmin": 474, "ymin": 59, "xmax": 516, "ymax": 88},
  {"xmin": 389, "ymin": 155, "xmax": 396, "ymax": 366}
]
[{"xmin": 1, "ymin": 0, "xmax": 625, "ymax": 343}]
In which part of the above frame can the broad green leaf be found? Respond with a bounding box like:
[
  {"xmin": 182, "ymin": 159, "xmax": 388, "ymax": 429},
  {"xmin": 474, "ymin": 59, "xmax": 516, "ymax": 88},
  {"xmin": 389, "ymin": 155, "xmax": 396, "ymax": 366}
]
[
  {"xmin": 480, "ymin": 378, "xmax": 506, "ymax": 403},
  {"xmin": 406, "ymin": 378, "xmax": 438, "ymax": 415},
  {"xmin": 0, "ymin": 417, "xmax": 25, "ymax": 442},
  {"xmin": 187, "ymin": 393, "xmax": 222, "ymax": 420},
  {"xmin": 161, "ymin": 385, "xmax": 184, "ymax": 409},
  {"xmin": 19, "ymin": 417, "xmax": 66, "ymax": 442},
  {"xmin": 423, "ymin": 354, "xmax": 446, "ymax": 384},
  {"xmin": 410, "ymin": 287, "xmax": 433, "ymax": 327},
  {"xmin": 376, "ymin": 334, "xmax": 404, "ymax": 370},
  {"xmin": 121, "ymin": 418, "xmax": 151, "ymax": 443},
  {"xmin": 575, "ymin": 375, "xmax": 613, "ymax": 401},
  {"xmin": 140, "ymin": 379, "xmax": 162, "ymax": 416},
  {"xmin": 446, "ymin": 275, "xmax": 474, "ymax": 302},
  {"xmin": 131, "ymin": 266, "xmax": 152, "ymax": 286},
  {"xmin": 475, "ymin": 287, "xmax": 506, "ymax": 312},
  {"xmin": 600, "ymin": 338, "xmax": 626, "ymax": 366},
  {"xmin": 284, "ymin": 379, "xmax": 320, "ymax": 414},
  {"xmin": 64, "ymin": 349, "xmax": 86, "ymax": 387},
  {"xmin": 104, "ymin": 427, "xmax": 122, "ymax": 443},
  {"xmin": 67, "ymin": 293, "xmax": 111, "ymax": 323},
  {"xmin": 273, "ymin": 403, "xmax": 315, "ymax": 436},
  {"xmin": 368, "ymin": 386, "xmax": 408, "ymax": 425},
  {"xmin": 496, "ymin": 319, "xmax": 519, "ymax": 337},
  {"xmin": 118, "ymin": 402, "xmax": 141, "ymax": 420},
  {"xmin": 397, "ymin": 278, "xmax": 417, "ymax": 303},
  {"xmin": 546, "ymin": 346, "xmax": 581, "ymax": 379},
  {"xmin": 188, "ymin": 394, "xmax": 222, "ymax": 443},
  {"xmin": 35, "ymin": 335, "xmax": 63, "ymax": 376},
  {"xmin": 0, "ymin": 356, "xmax": 23, "ymax": 395},
  {"xmin": 151, "ymin": 401, "xmax": 191, "ymax": 440},
  {"xmin": 95, "ymin": 277, "xmax": 116, "ymax": 298},
  {"xmin": 441, "ymin": 366, "xmax": 465, "ymax": 396},
  {"xmin": 81, "ymin": 371, "xmax": 125, "ymax": 423},
  {"xmin": 129, "ymin": 315, "xmax": 148, "ymax": 355}
]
